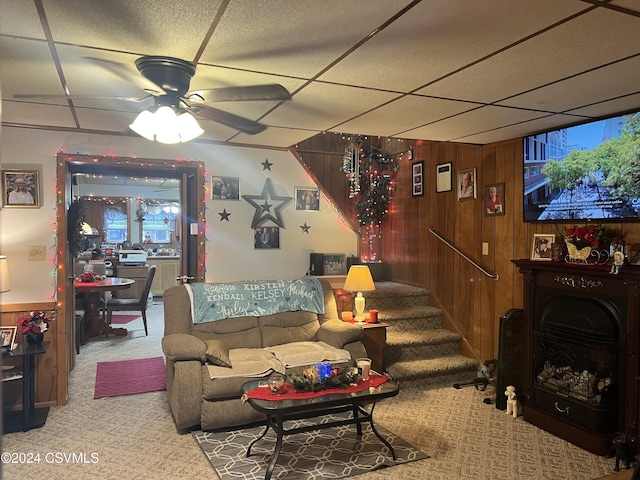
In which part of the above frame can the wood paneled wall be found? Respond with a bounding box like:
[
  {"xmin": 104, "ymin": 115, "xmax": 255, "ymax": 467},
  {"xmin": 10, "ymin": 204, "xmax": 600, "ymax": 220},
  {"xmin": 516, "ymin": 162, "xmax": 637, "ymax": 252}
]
[{"xmin": 297, "ymin": 135, "xmax": 640, "ymax": 362}]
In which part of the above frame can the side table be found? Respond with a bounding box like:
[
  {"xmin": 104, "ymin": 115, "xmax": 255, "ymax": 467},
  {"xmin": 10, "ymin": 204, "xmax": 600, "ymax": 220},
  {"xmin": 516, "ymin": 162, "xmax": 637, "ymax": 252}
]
[
  {"xmin": 3, "ymin": 341, "xmax": 49, "ymax": 433},
  {"xmin": 360, "ymin": 323, "xmax": 388, "ymax": 373}
]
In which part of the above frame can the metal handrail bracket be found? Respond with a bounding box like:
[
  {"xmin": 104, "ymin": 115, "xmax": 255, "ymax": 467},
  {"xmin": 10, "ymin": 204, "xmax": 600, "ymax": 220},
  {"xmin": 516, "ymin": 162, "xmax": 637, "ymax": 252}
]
[{"xmin": 429, "ymin": 227, "xmax": 499, "ymax": 280}]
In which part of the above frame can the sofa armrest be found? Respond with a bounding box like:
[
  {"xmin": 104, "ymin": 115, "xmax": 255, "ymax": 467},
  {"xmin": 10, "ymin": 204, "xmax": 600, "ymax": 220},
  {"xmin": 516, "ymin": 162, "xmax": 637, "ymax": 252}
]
[
  {"xmin": 162, "ymin": 333, "xmax": 207, "ymax": 363},
  {"xmin": 317, "ymin": 319, "xmax": 363, "ymax": 349}
]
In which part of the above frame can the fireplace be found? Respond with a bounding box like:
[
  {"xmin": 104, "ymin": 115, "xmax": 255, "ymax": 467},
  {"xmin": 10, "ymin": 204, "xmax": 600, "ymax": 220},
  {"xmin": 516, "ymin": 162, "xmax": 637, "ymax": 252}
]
[{"xmin": 514, "ymin": 260, "xmax": 640, "ymax": 456}]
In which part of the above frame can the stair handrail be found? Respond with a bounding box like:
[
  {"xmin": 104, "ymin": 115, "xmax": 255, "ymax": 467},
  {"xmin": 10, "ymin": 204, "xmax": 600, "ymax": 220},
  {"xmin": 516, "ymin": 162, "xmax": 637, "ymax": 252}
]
[{"xmin": 429, "ymin": 227, "xmax": 499, "ymax": 281}]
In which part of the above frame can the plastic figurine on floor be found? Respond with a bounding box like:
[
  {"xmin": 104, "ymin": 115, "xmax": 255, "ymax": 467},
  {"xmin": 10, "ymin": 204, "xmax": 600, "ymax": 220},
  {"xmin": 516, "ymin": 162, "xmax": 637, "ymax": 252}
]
[
  {"xmin": 610, "ymin": 247, "xmax": 625, "ymax": 275},
  {"xmin": 505, "ymin": 385, "xmax": 520, "ymax": 418}
]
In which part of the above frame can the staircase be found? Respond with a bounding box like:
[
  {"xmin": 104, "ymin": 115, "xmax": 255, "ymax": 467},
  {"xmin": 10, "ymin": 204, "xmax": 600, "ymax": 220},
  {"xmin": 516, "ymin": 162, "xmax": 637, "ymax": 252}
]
[{"xmin": 365, "ymin": 282, "xmax": 479, "ymax": 389}]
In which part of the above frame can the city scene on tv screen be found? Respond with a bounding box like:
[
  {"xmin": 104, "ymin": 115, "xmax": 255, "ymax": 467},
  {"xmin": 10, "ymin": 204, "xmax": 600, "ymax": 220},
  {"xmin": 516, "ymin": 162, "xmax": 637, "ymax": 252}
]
[{"xmin": 524, "ymin": 111, "xmax": 640, "ymax": 222}]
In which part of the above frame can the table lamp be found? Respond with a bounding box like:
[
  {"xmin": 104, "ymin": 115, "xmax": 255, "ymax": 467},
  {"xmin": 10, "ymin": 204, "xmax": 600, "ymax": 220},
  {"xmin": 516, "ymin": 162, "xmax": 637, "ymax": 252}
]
[
  {"xmin": 0, "ymin": 255, "xmax": 10, "ymax": 293},
  {"xmin": 343, "ymin": 265, "xmax": 375, "ymax": 322}
]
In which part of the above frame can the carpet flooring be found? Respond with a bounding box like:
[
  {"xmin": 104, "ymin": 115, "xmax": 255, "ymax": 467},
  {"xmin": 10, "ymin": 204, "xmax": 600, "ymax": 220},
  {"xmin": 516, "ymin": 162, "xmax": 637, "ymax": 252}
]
[
  {"xmin": 94, "ymin": 356, "xmax": 166, "ymax": 399},
  {"xmin": 109, "ymin": 314, "xmax": 141, "ymax": 325},
  {"xmin": 193, "ymin": 412, "xmax": 429, "ymax": 479}
]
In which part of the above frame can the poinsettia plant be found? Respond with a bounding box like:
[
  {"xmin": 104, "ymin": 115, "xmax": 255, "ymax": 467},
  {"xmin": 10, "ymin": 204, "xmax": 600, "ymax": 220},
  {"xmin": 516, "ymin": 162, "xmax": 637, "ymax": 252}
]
[
  {"xmin": 17, "ymin": 310, "xmax": 53, "ymax": 335},
  {"xmin": 79, "ymin": 270, "xmax": 104, "ymax": 282},
  {"xmin": 564, "ymin": 225, "xmax": 615, "ymax": 250}
]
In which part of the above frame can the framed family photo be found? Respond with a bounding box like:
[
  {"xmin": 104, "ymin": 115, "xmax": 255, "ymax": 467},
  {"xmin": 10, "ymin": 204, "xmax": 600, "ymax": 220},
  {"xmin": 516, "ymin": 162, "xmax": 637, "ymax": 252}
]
[
  {"xmin": 323, "ymin": 254, "xmax": 347, "ymax": 275},
  {"xmin": 211, "ymin": 176, "xmax": 240, "ymax": 200},
  {"xmin": 531, "ymin": 234, "xmax": 555, "ymax": 261},
  {"xmin": 484, "ymin": 183, "xmax": 505, "ymax": 216},
  {"xmin": 0, "ymin": 326, "xmax": 17, "ymax": 349},
  {"xmin": 457, "ymin": 168, "xmax": 476, "ymax": 201},
  {"xmin": 295, "ymin": 188, "xmax": 320, "ymax": 211},
  {"xmin": 254, "ymin": 226, "xmax": 280, "ymax": 249},
  {"xmin": 2, "ymin": 170, "xmax": 40, "ymax": 208},
  {"xmin": 412, "ymin": 161, "xmax": 424, "ymax": 197}
]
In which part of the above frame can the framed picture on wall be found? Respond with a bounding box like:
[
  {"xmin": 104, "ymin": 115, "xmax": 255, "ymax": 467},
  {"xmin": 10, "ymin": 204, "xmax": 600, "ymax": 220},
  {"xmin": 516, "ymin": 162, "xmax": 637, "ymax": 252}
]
[
  {"xmin": 484, "ymin": 183, "xmax": 505, "ymax": 216},
  {"xmin": 323, "ymin": 254, "xmax": 347, "ymax": 275},
  {"xmin": 254, "ymin": 226, "xmax": 280, "ymax": 249},
  {"xmin": 412, "ymin": 161, "xmax": 424, "ymax": 197},
  {"xmin": 531, "ymin": 234, "xmax": 555, "ymax": 261},
  {"xmin": 436, "ymin": 162, "xmax": 452, "ymax": 193},
  {"xmin": 295, "ymin": 187, "xmax": 320, "ymax": 211},
  {"xmin": 1, "ymin": 170, "xmax": 40, "ymax": 208},
  {"xmin": 457, "ymin": 168, "xmax": 477, "ymax": 201},
  {"xmin": 0, "ymin": 326, "xmax": 17, "ymax": 350},
  {"xmin": 211, "ymin": 176, "xmax": 240, "ymax": 200}
]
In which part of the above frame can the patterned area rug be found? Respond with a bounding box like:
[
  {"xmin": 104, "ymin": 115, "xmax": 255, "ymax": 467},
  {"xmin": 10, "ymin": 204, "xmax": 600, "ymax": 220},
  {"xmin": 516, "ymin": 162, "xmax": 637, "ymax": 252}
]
[
  {"xmin": 193, "ymin": 412, "xmax": 429, "ymax": 479},
  {"xmin": 110, "ymin": 314, "xmax": 141, "ymax": 325},
  {"xmin": 94, "ymin": 356, "xmax": 166, "ymax": 399}
]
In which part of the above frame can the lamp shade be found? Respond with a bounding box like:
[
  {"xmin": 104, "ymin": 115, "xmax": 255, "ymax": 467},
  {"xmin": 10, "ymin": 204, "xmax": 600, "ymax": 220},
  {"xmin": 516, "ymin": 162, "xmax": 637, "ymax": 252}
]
[
  {"xmin": 129, "ymin": 106, "xmax": 204, "ymax": 144},
  {"xmin": 0, "ymin": 255, "xmax": 10, "ymax": 293},
  {"xmin": 343, "ymin": 265, "xmax": 375, "ymax": 293}
]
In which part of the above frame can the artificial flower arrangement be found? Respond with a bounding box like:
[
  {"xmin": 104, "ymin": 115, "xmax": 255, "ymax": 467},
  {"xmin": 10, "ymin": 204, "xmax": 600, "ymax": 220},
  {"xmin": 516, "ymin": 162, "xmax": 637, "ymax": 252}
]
[
  {"xmin": 564, "ymin": 225, "xmax": 614, "ymax": 250},
  {"xmin": 17, "ymin": 310, "xmax": 53, "ymax": 335},
  {"xmin": 286, "ymin": 363, "xmax": 358, "ymax": 392},
  {"xmin": 79, "ymin": 270, "xmax": 105, "ymax": 282}
]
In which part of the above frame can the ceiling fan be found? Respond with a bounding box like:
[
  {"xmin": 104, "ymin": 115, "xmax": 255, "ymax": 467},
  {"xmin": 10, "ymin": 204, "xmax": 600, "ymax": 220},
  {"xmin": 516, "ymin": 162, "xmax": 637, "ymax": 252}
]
[{"xmin": 14, "ymin": 55, "xmax": 292, "ymax": 138}]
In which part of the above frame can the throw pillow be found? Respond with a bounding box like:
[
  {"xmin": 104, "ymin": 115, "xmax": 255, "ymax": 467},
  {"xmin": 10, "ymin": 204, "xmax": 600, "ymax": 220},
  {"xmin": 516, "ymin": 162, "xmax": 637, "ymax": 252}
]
[{"xmin": 204, "ymin": 339, "xmax": 232, "ymax": 368}]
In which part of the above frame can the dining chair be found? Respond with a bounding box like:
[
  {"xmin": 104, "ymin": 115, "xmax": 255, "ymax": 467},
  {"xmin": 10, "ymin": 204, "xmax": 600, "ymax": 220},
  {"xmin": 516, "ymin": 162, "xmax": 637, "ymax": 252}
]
[{"xmin": 105, "ymin": 265, "xmax": 156, "ymax": 337}]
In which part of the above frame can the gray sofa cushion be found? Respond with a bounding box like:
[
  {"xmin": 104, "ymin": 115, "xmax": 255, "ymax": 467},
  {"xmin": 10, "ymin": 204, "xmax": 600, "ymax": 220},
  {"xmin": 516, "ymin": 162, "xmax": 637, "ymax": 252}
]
[
  {"xmin": 191, "ymin": 316, "xmax": 262, "ymax": 350},
  {"xmin": 203, "ymin": 339, "xmax": 232, "ymax": 368},
  {"xmin": 260, "ymin": 311, "xmax": 319, "ymax": 347}
]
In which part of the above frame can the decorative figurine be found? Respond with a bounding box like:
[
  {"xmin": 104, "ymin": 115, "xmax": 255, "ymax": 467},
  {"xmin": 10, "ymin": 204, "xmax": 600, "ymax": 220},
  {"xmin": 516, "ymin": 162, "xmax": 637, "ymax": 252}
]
[
  {"xmin": 505, "ymin": 385, "xmax": 520, "ymax": 418},
  {"xmin": 610, "ymin": 246, "xmax": 625, "ymax": 275}
]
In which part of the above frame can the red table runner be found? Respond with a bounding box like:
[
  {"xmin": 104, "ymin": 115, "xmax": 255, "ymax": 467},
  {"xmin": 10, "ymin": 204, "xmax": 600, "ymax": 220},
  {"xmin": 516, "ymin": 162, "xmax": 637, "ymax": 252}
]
[{"xmin": 243, "ymin": 373, "xmax": 388, "ymax": 401}]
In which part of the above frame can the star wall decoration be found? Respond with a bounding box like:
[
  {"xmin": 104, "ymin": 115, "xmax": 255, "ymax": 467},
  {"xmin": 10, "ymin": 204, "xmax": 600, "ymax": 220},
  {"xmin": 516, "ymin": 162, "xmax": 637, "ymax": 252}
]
[
  {"xmin": 218, "ymin": 209, "xmax": 231, "ymax": 221},
  {"xmin": 261, "ymin": 159, "xmax": 273, "ymax": 171},
  {"xmin": 300, "ymin": 222, "xmax": 311, "ymax": 234},
  {"xmin": 242, "ymin": 178, "xmax": 292, "ymax": 229}
]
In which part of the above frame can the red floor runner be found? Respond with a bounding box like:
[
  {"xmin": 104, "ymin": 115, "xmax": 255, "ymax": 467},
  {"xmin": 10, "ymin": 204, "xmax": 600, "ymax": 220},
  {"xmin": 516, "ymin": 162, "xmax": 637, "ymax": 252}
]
[
  {"xmin": 94, "ymin": 356, "xmax": 166, "ymax": 399},
  {"xmin": 110, "ymin": 314, "xmax": 141, "ymax": 325}
]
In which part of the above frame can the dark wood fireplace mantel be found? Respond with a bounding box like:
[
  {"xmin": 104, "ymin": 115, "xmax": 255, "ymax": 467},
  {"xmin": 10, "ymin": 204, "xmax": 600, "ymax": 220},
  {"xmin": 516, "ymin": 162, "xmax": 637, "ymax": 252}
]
[{"xmin": 513, "ymin": 260, "xmax": 640, "ymax": 456}]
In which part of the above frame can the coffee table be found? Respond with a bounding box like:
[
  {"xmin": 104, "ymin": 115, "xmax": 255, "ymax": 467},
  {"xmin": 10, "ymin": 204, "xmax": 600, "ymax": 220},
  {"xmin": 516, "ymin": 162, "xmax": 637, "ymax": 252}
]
[{"xmin": 241, "ymin": 376, "xmax": 399, "ymax": 480}]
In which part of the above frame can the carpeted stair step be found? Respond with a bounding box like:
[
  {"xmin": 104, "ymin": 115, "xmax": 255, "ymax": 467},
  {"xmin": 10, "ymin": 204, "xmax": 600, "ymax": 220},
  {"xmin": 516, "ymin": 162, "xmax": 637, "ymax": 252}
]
[
  {"xmin": 385, "ymin": 329, "xmax": 462, "ymax": 363},
  {"xmin": 385, "ymin": 355, "xmax": 480, "ymax": 390},
  {"xmin": 365, "ymin": 283, "xmax": 431, "ymax": 311},
  {"xmin": 380, "ymin": 306, "xmax": 444, "ymax": 331}
]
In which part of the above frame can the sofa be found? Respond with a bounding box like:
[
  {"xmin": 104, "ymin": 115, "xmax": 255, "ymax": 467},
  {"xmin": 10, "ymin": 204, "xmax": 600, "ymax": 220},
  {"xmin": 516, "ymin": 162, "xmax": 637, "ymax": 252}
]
[{"xmin": 161, "ymin": 278, "xmax": 368, "ymax": 431}]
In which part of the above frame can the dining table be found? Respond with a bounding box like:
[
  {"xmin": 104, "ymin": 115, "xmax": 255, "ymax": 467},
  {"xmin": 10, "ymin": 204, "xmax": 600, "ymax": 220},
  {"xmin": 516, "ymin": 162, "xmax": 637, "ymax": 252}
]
[{"xmin": 74, "ymin": 277, "xmax": 134, "ymax": 338}]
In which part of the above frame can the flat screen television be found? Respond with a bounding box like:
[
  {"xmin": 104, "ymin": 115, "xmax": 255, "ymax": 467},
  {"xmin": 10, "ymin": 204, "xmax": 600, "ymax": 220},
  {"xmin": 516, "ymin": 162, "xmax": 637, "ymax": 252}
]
[{"xmin": 523, "ymin": 109, "xmax": 640, "ymax": 222}]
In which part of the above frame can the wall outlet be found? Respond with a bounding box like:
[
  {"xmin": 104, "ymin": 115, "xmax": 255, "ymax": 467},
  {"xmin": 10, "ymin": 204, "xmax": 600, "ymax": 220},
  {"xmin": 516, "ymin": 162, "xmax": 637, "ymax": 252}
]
[{"xmin": 482, "ymin": 242, "xmax": 489, "ymax": 256}]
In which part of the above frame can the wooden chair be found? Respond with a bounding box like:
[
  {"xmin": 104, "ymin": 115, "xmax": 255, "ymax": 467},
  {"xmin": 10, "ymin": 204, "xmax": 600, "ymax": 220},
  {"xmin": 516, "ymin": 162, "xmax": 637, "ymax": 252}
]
[{"xmin": 105, "ymin": 265, "xmax": 156, "ymax": 337}]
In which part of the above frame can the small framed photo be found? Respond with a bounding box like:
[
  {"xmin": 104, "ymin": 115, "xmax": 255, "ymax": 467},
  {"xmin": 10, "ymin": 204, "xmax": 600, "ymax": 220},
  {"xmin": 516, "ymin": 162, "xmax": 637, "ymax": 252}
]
[
  {"xmin": 323, "ymin": 254, "xmax": 347, "ymax": 275},
  {"xmin": 531, "ymin": 234, "xmax": 555, "ymax": 261},
  {"xmin": 0, "ymin": 326, "xmax": 17, "ymax": 349},
  {"xmin": 457, "ymin": 168, "xmax": 476, "ymax": 201},
  {"xmin": 484, "ymin": 183, "xmax": 505, "ymax": 216},
  {"xmin": 295, "ymin": 188, "xmax": 320, "ymax": 211},
  {"xmin": 436, "ymin": 162, "xmax": 452, "ymax": 193},
  {"xmin": 2, "ymin": 170, "xmax": 40, "ymax": 208},
  {"xmin": 211, "ymin": 176, "xmax": 240, "ymax": 200},
  {"xmin": 412, "ymin": 162, "xmax": 424, "ymax": 197},
  {"xmin": 254, "ymin": 226, "xmax": 280, "ymax": 249}
]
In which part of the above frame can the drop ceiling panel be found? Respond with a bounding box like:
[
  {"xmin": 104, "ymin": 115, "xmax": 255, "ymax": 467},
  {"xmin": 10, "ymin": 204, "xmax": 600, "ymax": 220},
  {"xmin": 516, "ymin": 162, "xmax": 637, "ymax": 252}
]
[
  {"xmin": 262, "ymin": 82, "xmax": 400, "ymax": 131},
  {"xmin": 43, "ymin": 0, "xmax": 223, "ymax": 60},
  {"xmin": 319, "ymin": 0, "xmax": 588, "ymax": 92},
  {"xmin": 200, "ymin": 0, "xmax": 416, "ymax": 78},
  {"xmin": 417, "ymin": 8, "xmax": 640, "ymax": 104},
  {"xmin": 403, "ymin": 105, "xmax": 551, "ymax": 143},
  {"xmin": 336, "ymin": 95, "xmax": 480, "ymax": 137},
  {"xmin": 498, "ymin": 56, "xmax": 640, "ymax": 113},
  {"xmin": 1, "ymin": 101, "xmax": 76, "ymax": 128},
  {"xmin": 567, "ymin": 92, "xmax": 640, "ymax": 118},
  {"xmin": 1, "ymin": 0, "xmax": 44, "ymax": 38},
  {"xmin": 232, "ymin": 126, "xmax": 320, "ymax": 149}
]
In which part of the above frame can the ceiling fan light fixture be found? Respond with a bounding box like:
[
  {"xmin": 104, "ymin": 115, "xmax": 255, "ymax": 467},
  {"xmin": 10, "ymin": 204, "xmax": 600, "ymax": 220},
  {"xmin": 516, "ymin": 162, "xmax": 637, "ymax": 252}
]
[{"xmin": 129, "ymin": 104, "xmax": 204, "ymax": 144}]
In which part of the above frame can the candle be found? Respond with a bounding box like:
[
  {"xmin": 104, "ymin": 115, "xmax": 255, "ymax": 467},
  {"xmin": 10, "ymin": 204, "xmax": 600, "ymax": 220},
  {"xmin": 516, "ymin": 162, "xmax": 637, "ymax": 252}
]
[{"xmin": 369, "ymin": 309, "xmax": 378, "ymax": 323}]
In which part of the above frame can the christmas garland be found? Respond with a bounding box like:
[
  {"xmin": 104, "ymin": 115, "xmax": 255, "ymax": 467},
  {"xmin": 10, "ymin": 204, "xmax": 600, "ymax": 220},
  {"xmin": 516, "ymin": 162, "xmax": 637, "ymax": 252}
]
[{"xmin": 286, "ymin": 364, "xmax": 358, "ymax": 392}]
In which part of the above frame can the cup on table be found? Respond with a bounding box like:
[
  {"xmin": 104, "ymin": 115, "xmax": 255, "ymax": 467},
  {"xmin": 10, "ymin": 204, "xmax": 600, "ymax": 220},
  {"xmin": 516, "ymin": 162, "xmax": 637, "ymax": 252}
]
[
  {"xmin": 268, "ymin": 374, "xmax": 285, "ymax": 395},
  {"xmin": 341, "ymin": 311, "xmax": 353, "ymax": 322},
  {"xmin": 356, "ymin": 358, "xmax": 372, "ymax": 381}
]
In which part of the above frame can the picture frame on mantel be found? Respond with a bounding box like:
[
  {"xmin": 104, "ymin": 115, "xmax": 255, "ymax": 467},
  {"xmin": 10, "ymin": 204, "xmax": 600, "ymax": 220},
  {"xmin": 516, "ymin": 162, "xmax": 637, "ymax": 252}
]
[{"xmin": 531, "ymin": 234, "xmax": 555, "ymax": 261}]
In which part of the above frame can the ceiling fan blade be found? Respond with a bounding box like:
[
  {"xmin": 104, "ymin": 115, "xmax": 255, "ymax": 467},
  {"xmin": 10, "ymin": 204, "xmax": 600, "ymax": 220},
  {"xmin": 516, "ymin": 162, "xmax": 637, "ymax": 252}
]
[
  {"xmin": 189, "ymin": 84, "xmax": 291, "ymax": 102},
  {"xmin": 192, "ymin": 105, "xmax": 267, "ymax": 135},
  {"xmin": 13, "ymin": 94, "xmax": 152, "ymax": 103}
]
